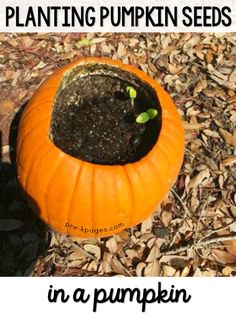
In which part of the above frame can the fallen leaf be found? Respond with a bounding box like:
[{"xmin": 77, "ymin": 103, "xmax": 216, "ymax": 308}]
[
  {"xmin": 212, "ymin": 249, "xmax": 236, "ymax": 264},
  {"xmin": 162, "ymin": 264, "xmax": 176, "ymax": 276},
  {"xmin": 90, "ymin": 43, "xmax": 96, "ymax": 54},
  {"xmin": 35, "ymin": 61, "xmax": 47, "ymax": 70},
  {"xmin": 205, "ymin": 50, "xmax": 213, "ymax": 64},
  {"xmin": 83, "ymin": 244, "xmax": 101, "ymax": 260},
  {"xmin": 117, "ymin": 42, "xmax": 125, "ymax": 59},
  {"xmin": 111, "ymin": 257, "xmax": 126, "ymax": 275},
  {"xmin": 21, "ymin": 36, "xmax": 34, "ymax": 48},
  {"xmin": 188, "ymin": 169, "xmax": 210, "ymax": 189},
  {"xmin": 106, "ymin": 238, "xmax": 118, "ymax": 254},
  {"xmin": 136, "ymin": 262, "xmax": 146, "ymax": 276},
  {"xmin": 69, "ymin": 249, "xmax": 86, "ymax": 261},
  {"xmin": 181, "ymin": 265, "xmax": 191, "ymax": 277},
  {"xmin": 224, "ymin": 239, "xmax": 236, "ymax": 255},
  {"xmin": 222, "ymin": 156, "xmax": 236, "ymax": 167},
  {"xmin": 161, "ymin": 210, "xmax": 172, "ymax": 226},
  {"xmin": 90, "ymin": 37, "xmax": 107, "ymax": 44},
  {"xmin": 141, "ymin": 216, "xmax": 153, "ymax": 233},
  {"xmin": 146, "ymin": 242, "xmax": 160, "ymax": 262},
  {"xmin": 203, "ymin": 129, "xmax": 220, "ymax": 138},
  {"xmin": 219, "ymin": 128, "xmax": 236, "ymax": 148},
  {"xmin": 101, "ymin": 252, "xmax": 113, "ymax": 274},
  {"xmin": 229, "ymin": 72, "xmax": 236, "ymax": 83},
  {"xmin": 144, "ymin": 260, "xmax": 160, "ymax": 276},
  {"xmin": 184, "ymin": 121, "xmax": 203, "ymax": 130},
  {"xmin": 87, "ymin": 260, "xmax": 98, "ymax": 271},
  {"xmin": 168, "ymin": 64, "xmax": 183, "ymax": 74},
  {"xmin": 183, "ymin": 35, "xmax": 201, "ymax": 49},
  {"xmin": 193, "ymin": 79, "xmax": 207, "ymax": 95},
  {"xmin": 101, "ymin": 43, "xmax": 111, "ymax": 54},
  {"xmin": 193, "ymin": 268, "xmax": 216, "ymax": 277},
  {"xmin": 8, "ymin": 38, "xmax": 18, "ymax": 47},
  {"xmin": 222, "ymin": 266, "xmax": 234, "ymax": 276},
  {"xmin": 129, "ymin": 38, "xmax": 139, "ymax": 47},
  {"xmin": 126, "ymin": 249, "xmax": 138, "ymax": 260},
  {"xmin": 0, "ymin": 99, "xmax": 14, "ymax": 115},
  {"xmin": 2, "ymin": 145, "xmax": 13, "ymax": 154}
]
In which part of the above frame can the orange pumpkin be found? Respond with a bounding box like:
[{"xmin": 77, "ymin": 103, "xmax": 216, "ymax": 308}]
[{"xmin": 16, "ymin": 57, "xmax": 184, "ymax": 238}]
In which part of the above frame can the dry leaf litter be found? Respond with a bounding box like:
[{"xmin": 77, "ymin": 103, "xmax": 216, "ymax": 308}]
[{"xmin": 0, "ymin": 33, "xmax": 236, "ymax": 276}]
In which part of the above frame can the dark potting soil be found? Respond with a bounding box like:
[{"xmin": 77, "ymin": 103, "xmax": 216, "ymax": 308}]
[{"xmin": 50, "ymin": 72, "xmax": 161, "ymax": 165}]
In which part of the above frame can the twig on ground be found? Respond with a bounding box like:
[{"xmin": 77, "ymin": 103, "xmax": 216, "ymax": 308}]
[
  {"xmin": 198, "ymin": 220, "xmax": 236, "ymax": 243},
  {"xmin": 193, "ymin": 201, "xmax": 208, "ymax": 267},
  {"xmin": 198, "ymin": 234, "xmax": 236, "ymax": 247},
  {"xmin": 161, "ymin": 233, "xmax": 236, "ymax": 256},
  {"xmin": 169, "ymin": 188, "xmax": 192, "ymax": 248},
  {"xmin": 171, "ymin": 188, "xmax": 192, "ymax": 218}
]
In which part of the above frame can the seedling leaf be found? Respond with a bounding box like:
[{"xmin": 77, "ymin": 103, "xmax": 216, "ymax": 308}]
[
  {"xmin": 147, "ymin": 108, "xmax": 158, "ymax": 119},
  {"xmin": 136, "ymin": 112, "xmax": 149, "ymax": 124},
  {"xmin": 126, "ymin": 86, "xmax": 137, "ymax": 99}
]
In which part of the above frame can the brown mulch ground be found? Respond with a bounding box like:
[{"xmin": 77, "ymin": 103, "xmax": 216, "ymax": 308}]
[{"xmin": 0, "ymin": 32, "xmax": 236, "ymax": 277}]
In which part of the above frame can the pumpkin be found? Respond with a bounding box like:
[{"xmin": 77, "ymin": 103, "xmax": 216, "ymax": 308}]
[{"xmin": 16, "ymin": 57, "xmax": 184, "ymax": 238}]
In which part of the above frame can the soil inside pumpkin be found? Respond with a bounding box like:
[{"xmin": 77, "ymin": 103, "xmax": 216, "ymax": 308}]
[{"xmin": 50, "ymin": 66, "xmax": 162, "ymax": 165}]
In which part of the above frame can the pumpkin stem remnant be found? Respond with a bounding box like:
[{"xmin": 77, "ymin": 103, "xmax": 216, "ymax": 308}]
[
  {"xmin": 136, "ymin": 108, "xmax": 158, "ymax": 124},
  {"xmin": 126, "ymin": 86, "xmax": 137, "ymax": 106}
]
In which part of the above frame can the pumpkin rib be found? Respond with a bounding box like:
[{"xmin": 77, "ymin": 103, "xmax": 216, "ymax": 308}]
[
  {"xmin": 162, "ymin": 120, "xmax": 184, "ymax": 136},
  {"xmin": 116, "ymin": 166, "xmax": 133, "ymax": 227},
  {"xmin": 17, "ymin": 129, "xmax": 48, "ymax": 160},
  {"xmin": 23, "ymin": 140, "xmax": 49, "ymax": 190},
  {"xmin": 114, "ymin": 167, "xmax": 124, "ymax": 227},
  {"xmin": 31, "ymin": 144, "xmax": 54, "ymax": 223},
  {"xmin": 129, "ymin": 162, "xmax": 145, "ymax": 186},
  {"xmin": 145, "ymin": 157, "xmax": 160, "ymax": 181},
  {"xmin": 161, "ymin": 120, "xmax": 183, "ymax": 137},
  {"xmin": 147, "ymin": 143, "xmax": 172, "ymax": 174},
  {"xmin": 20, "ymin": 115, "xmax": 49, "ymax": 132},
  {"xmin": 147, "ymin": 155, "xmax": 170, "ymax": 197},
  {"xmin": 158, "ymin": 132, "xmax": 183, "ymax": 157},
  {"xmin": 46, "ymin": 156, "xmax": 80, "ymax": 232},
  {"xmin": 17, "ymin": 117, "xmax": 49, "ymax": 151},
  {"xmin": 18, "ymin": 133, "xmax": 49, "ymax": 186},
  {"xmin": 123, "ymin": 165, "xmax": 136, "ymax": 227},
  {"xmin": 70, "ymin": 161, "xmax": 95, "ymax": 232},
  {"xmin": 20, "ymin": 100, "xmax": 52, "ymax": 122},
  {"xmin": 161, "ymin": 116, "xmax": 184, "ymax": 137},
  {"xmin": 17, "ymin": 143, "xmax": 52, "ymax": 224},
  {"xmin": 125, "ymin": 163, "xmax": 147, "ymax": 225},
  {"xmin": 35, "ymin": 83, "xmax": 62, "ymax": 95},
  {"xmin": 145, "ymin": 157, "xmax": 169, "ymax": 198},
  {"xmin": 43, "ymin": 155, "xmax": 65, "ymax": 226},
  {"xmin": 66, "ymin": 160, "xmax": 83, "ymax": 235},
  {"xmin": 155, "ymin": 142, "xmax": 181, "ymax": 180},
  {"xmin": 160, "ymin": 128, "xmax": 184, "ymax": 146},
  {"xmin": 90, "ymin": 164, "xmax": 95, "ymax": 232},
  {"xmin": 17, "ymin": 138, "xmax": 47, "ymax": 178},
  {"xmin": 162, "ymin": 115, "xmax": 184, "ymax": 126}
]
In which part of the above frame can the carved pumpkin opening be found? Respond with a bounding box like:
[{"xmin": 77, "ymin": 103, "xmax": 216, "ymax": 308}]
[{"xmin": 50, "ymin": 63, "xmax": 162, "ymax": 165}]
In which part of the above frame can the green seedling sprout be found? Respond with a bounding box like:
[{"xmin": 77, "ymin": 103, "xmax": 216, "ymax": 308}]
[
  {"xmin": 146, "ymin": 108, "xmax": 158, "ymax": 119},
  {"xmin": 126, "ymin": 86, "xmax": 137, "ymax": 105},
  {"xmin": 136, "ymin": 108, "xmax": 158, "ymax": 124},
  {"xmin": 136, "ymin": 112, "xmax": 149, "ymax": 124},
  {"xmin": 77, "ymin": 39, "xmax": 91, "ymax": 46}
]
